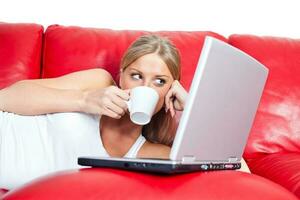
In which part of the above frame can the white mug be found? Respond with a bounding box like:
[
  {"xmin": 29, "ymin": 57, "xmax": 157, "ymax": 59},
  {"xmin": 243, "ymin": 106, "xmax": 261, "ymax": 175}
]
[{"xmin": 126, "ymin": 86, "xmax": 159, "ymax": 125}]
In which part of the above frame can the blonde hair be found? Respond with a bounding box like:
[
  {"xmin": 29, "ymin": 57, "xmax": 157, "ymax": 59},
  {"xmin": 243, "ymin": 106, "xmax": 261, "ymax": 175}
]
[{"xmin": 120, "ymin": 34, "xmax": 181, "ymax": 146}]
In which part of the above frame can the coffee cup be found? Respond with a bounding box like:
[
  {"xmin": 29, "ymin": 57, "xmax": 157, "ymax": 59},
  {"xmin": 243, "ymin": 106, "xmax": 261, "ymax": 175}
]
[{"xmin": 126, "ymin": 86, "xmax": 159, "ymax": 125}]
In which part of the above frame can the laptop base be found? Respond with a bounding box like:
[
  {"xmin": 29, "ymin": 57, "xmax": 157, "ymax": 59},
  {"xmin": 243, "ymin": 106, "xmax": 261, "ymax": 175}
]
[{"xmin": 78, "ymin": 157, "xmax": 241, "ymax": 174}]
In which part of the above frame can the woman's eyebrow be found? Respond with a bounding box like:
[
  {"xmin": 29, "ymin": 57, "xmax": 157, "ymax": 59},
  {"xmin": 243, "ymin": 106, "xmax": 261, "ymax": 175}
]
[
  {"xmin": 129, "ymin": 68, "xmax": 142, "ymax": 72},
  {"xmin": 155, "ymin": 75, "xmax": 170, "ymax": 79},
  {"xmin": 129, "ymin": 68, "xmax": 170, "ymax": 79}
]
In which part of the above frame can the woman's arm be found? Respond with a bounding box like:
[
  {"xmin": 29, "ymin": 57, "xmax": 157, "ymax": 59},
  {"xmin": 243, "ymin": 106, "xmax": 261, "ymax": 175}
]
[{"xmin": 0, "ymin": 69, "xmax": 114, "ymax": 115}]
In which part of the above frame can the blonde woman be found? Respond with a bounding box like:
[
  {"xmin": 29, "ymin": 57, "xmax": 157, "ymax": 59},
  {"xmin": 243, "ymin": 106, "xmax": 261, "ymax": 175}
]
[{"xmin": 0, "ymin": 35, "xmax": 249, "ymax": 190}]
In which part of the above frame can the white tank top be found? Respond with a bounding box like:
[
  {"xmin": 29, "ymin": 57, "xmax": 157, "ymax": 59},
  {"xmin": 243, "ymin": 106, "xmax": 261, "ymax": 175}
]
[{"xmin": 0, "ymin": 111, "xmax": 146, "ymax": 190}]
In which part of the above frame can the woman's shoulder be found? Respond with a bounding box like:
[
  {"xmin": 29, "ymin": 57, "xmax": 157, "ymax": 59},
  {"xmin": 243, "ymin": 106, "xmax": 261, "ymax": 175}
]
[
  {"xmin": 76, "ymin": 68, "xmax": 116, "ymax": 90},
  {"xmin": 138, "ymin": 141, "xmax": 171, "ymax": 159},
  {"xmin": 64, "ymin": 68, "xmax": 115, "ymax": 90},
  {"xmin": 79, "ymin": 68, "xmax": 113, "ymax": 83}
]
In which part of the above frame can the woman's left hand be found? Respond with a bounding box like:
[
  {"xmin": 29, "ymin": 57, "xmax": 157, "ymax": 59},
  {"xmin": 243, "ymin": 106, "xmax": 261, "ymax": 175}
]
[{"xmin": 165, "ymin": 80, "xmax": 188, "ymax": 117}]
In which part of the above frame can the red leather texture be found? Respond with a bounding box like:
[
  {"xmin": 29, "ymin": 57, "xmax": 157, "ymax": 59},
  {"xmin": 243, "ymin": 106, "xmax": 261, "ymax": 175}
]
[
  {"xmin": 2, "ymin": 168, "xmax": 298, "ymax": 200},
  {"xmin": 247, "ymin": 152, "xmax": 300, "ymax": 198},
  {"xmin": 0, "ymin": 23, "xmax": 43, "ymax": 89},
  {"xmin": 42, "ymin": 25, "xmax": 227, "ymax": 90},
  {"xmin": 229, "ymin": 35, "xmax": 300, "ymax": 159}
]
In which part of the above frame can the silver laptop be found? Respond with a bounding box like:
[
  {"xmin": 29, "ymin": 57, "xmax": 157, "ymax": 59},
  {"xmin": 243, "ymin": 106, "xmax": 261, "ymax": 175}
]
[{"xmin": 78, "ymin": 36, "xmax": 269, "ymax": 174}]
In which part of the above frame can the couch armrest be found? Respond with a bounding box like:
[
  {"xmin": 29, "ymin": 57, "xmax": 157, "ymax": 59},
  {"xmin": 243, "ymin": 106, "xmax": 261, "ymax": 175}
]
[{"xmin": 247, "ymin": 152, "xmax": 300, "ymax": 198}]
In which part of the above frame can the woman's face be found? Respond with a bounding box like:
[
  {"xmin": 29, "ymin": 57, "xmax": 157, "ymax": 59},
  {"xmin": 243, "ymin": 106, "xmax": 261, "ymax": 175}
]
[{"xmin": 119, "ymin": 53, "xmax": 175, "ymax": 113}]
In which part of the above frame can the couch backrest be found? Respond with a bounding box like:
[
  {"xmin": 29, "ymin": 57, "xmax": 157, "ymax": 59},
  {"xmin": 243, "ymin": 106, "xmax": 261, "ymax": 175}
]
[
  {"xmin": 0, "ymin": 23, "xmax": 43, "ymax": 89},
  {"xmin": 4, "ymin": 22, "xmax": 299, "ymax": 160},
  {"xmin": 42, "ymin": 25, "xmax": 227, "ymax": 90},
  {"xmin": 229, "ymin": 35, "xmax": 300, "ymax": 159}
]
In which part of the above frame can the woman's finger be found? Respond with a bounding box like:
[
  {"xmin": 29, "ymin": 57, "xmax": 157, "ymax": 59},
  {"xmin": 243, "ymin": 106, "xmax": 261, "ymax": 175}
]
[
  {"xmin": 104, "ymin": 99, "xmax": 125, "ymax": 116},
  {"xmin": 124, "ymin": 89, "xmax": 131, "ymax": 95},
  {"xmin": 165, "ymin": 88, "xmax": 174, "ymax": 111},
  {"xmin": 110, "ymin": 93, "xmax": 128, "ymax": 111},
  {"xmin": 110, "ymin": 86, "xmax": 130, "ymax": 101},
  {"xmin": 102, "ymin": 106, "xmax": 121, "ymax": 119},
  {"xmin": 169, "ymin": 99, "xmax": 176, "ymax": 117}
]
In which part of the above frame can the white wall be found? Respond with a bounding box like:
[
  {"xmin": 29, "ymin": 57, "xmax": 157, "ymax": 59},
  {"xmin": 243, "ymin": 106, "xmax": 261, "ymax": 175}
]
[{"xmin": 1, "ymin": 0, "xmax": 299, "ymax": 38}]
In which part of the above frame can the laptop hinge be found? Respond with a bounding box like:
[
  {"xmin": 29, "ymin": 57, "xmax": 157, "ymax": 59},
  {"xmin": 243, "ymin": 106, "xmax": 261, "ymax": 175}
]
[
  {"xmin": 181, "ymin": 156, "xmax": 196, "ymax": 164},
  {"xmin": 228, "ymin": 157, "xmax": 238, "ymax": 162}
]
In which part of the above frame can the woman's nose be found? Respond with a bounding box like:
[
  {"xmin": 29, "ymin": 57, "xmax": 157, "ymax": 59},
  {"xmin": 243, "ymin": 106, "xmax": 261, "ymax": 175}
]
[{"xmin": 142, "ymin": 80, "xmax": 152, "ymax": 87}]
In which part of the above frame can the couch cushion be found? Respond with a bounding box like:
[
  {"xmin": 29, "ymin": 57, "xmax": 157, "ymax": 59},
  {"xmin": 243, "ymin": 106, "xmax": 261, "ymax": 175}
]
[
  {"xmin": 42, "ymin": 25, "xmax": 226, "ymax": 90},
  {"xmin": 229, "ymin": 35, "xmax": 300, "ymax": 159},
  {"xmin": 0, "ymin": 22, "xmax": 43, "ymax": 89},
  {"xmin": 2, "ymin": 168, "xmax": 298, "ymax": 200},
  {"xmin": 247, "ymin": 153, "xmax": 300, "ymax": 198}
]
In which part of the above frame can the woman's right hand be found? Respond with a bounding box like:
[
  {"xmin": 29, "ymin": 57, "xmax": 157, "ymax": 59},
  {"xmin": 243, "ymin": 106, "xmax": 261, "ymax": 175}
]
[{"xmin": 79, "ymin": 86, "xmax": 130, "ymax": 119}]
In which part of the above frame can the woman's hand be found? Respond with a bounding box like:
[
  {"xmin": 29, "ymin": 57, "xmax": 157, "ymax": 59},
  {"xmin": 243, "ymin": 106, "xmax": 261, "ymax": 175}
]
[
  {"xmin": 165, "ymin": 80, "xmax": 188, "ymax": 117},
  {"xmin": 79, "ymin": 86, "xmax": 130, "ymax": 119}
]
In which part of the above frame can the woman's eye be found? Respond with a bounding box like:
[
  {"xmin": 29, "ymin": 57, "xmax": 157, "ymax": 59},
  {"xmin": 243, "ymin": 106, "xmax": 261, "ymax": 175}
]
[
  {"xmin": 131, "ymin": 74, "xmax": 142, "ymax": 80},
  {"xmin": 155, "ymin": 79, "xmax": 166, "ymax": 86}
]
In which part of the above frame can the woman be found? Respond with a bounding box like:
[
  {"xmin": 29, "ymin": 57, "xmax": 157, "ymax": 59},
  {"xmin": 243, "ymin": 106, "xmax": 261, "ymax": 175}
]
[{"xmin": 0, "ymin": 35, "xmax": 249, "ymax": 189}]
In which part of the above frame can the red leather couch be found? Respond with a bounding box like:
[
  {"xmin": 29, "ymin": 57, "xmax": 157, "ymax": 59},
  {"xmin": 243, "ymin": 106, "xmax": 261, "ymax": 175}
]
[{"xmin": 0, "ymin": 22, "xmax": 299, "ymax": 199}]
